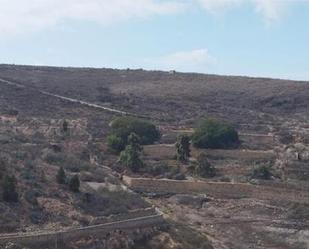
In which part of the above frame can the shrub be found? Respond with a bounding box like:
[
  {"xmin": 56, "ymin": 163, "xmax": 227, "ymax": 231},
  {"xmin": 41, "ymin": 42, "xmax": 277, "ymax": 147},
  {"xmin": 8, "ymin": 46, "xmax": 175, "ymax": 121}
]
[
  {"xmin": 0, "ymin": 158, "xmax": 7, "ymax": 179},
  {"xmin": 44, "ymin": 152, "xmax": 66, "ymax": 165},
  {"xmin": 62, "ymin": 120, "xmax": 69, "ymax": 133},
  {"xmin": 277, "ymin": 131, "xmax": 294, "ymax": 145},
  {"xmin": 251, "ymin": 164, "xmax": 272, "ymax": 180},
  {"xmin": 21, "ymin": 170, "xmax": 36, "ymax": 181},
  {"xmin": 119, "ymin": 133, "xmax": 143, "ymax": 173},
  {"xmin": 173, "ymin": 173, "xmax": 186, "ymax": 180},
  {"xmin": 14, "ymin": 151, "xmax": 28, "ymax": 161},
  {"xmin": 165, "ymin": 166, "xmax": 186, "ymax": 180},
  {"xmin": 24, "ymin": 190, "xmax": 40, "ymax": 206},
  {"xmin": 69, "ymin": 175, "xmax": 80, "ymax": 192},
  {"xmin": 56, "ymin": 166, "xmax": 66, "ymax": 184},
  {"xmin": 195, "ymin": 153, "xmax": 216, "ymax": 178},
  {"xmin": 3, "ymin": 108, "xmax": 18, "ymax": 116},
  {"xmin": 108, "ymin": 117, "xmax": 160, "ymax": 153},
  {"xmin": 192, "ymin": 119, "xmax": 239, "ymax": 149},
  {"xmin": 2, "ymin": 175, "xmax": 18, "ymax": 202},
  {"xmin": 176, "ymin": 135, "xmax": 191, "ymax": 162},
  {"xmin": 80, "ymin": 168, "xmax": 108, "ymax": 183},
  {"xmin": 63, "ymin": 158, "xmax": 91, "ymax": 173},
  {"xmin": 107, "ymin": 134, "xmax": 126, "ymax": 153},
  {"xmin": 30, "ymin": 210, "xmax": 46, "ymax": 224},
  {"xmin": 24, "ymin": 160, "xmax": 35, "ymax": 170}
]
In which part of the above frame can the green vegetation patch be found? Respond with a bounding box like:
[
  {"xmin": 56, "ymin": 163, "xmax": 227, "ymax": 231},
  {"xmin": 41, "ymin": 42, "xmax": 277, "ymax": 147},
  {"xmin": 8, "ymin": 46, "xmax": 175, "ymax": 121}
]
[
  {"xmin": 107, "ymin": 117, "xmax": 160, "ymax": 153},
  {"xmin": 192, "ymin": 119, "xmax": 239, "ymax": 149}
]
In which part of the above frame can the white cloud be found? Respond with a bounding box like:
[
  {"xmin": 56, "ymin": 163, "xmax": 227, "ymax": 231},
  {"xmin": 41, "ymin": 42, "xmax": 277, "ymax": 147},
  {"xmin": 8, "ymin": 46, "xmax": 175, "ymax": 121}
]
[
  {"xmin": 254, "ymin": 0, "xmax": 288, "ymax": 24},
  {"xmin": 0, "ymin": 0, "xmax": 299, "ymax": 36},
  {"xmin": 0, "ymin": 0, "xmax": 187, "ymax": 35},
  {"xmin": 144, "ymin": 49, "xmax": 216, "ymax": 72},
  {"xmin": 197, "ymin": 0, "xmax": 294, "ymax": 23}
]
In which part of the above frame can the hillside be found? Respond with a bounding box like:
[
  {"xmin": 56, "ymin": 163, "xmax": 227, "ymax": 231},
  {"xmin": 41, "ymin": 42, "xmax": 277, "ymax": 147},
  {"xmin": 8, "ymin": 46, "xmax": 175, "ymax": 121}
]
[
  {"xmin": 0, "ymin": 64, "xmax": 308, "ymax": 126},
  {"xmin": 0, "ymin": 64, "xmax": 308, "ymax": 249}
]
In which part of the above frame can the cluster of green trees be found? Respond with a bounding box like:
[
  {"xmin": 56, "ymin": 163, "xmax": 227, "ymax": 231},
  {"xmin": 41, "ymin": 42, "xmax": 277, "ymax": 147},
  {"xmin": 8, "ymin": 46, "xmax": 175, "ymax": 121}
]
[
  {"xmin": 107, "ymin": 117, "xmax": 161, "ymax": 173},
  {"xmin": 192, "ymin": 119, "xmax": 239, "ymax": 149},
  {"xmin": 107, "ymin": 117, "xmax": 160, "ymax": 153},
  {"xmin": 119, "ymin": 133, "xmax": 143, "ymax": 173},
  {"xmin": 175, "ymin": 119, "xmax": 239, "ymax": 157},
  {"xmin": 174, "ymin": 119, "xmax": 239, "ymax": 178},
  {"xmin": 174, "ymin": 137, "xmax": 216, "ymax": 178},
  {"xmin": 0, "ymin": 165, "xmax": 79, "ymax": 204}
]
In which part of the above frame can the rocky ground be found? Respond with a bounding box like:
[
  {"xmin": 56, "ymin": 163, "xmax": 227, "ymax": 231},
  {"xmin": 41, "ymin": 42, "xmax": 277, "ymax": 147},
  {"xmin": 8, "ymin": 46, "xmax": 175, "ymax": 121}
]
[{"xmin": 0, "ymin": 64, "xmax": 308, "ymax": 249}]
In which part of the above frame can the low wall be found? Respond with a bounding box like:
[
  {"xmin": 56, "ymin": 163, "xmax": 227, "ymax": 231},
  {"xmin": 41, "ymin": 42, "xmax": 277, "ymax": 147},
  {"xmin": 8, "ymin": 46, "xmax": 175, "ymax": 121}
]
[
  {"xmin": 91, "ymin": 208, "xmax": 157, "ymax": 225},
  {"xmin": 143, "ymin": 145, "xmax": 275, "ymax": 161},
  {"xmin": 123, "ymin": 176, "xmax": 309, "ymax": 204},
  {"xmin": 0, "ymin": 214, "xmax": 165, "ymax": 246}
]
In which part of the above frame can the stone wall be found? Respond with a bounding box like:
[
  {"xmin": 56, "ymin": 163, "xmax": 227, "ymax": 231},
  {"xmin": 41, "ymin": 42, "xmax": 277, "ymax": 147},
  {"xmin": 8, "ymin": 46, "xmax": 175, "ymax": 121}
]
[
  {"xmin": 0, "ymin": 213, "xmax": 165, "ymax": 247},
  {"xmin": 123, "ymin": 176, "xmax": 309, "ymax": 203},
  {"xmin": 91, "ymin": 208, "xmax": 157, "ymax": 225},
  {"xmin": 143, "ymin": 144, "xmax": 275, "ymax": 161}
]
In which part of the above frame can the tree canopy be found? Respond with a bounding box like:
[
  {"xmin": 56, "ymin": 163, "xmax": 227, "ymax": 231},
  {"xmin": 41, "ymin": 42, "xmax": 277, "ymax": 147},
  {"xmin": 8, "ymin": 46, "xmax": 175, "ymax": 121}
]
[
  {"xmin": 107, "ymin": 117, "xmax": 160, "ymax": 153},
  {"xmin": 176, "ymin": 135, "xmax": 191, "ymax": 162},
  {"xmin": 56, "ymin": 166, "xmax": 66, "ymax": 184},
  {"xmin": 120, "ymin": 133, "xmax": 144, "ymax": 172},
  {"xmin": 195, "ymin": 153, "xmax": 215, "ymax": 178},
  {"xmin": 192, "ymin": 119, "xmax": 239, "ymax": 149},
  {"xmin": 69, "ymin": 175, "xmax": 80, "ymax": 192}
]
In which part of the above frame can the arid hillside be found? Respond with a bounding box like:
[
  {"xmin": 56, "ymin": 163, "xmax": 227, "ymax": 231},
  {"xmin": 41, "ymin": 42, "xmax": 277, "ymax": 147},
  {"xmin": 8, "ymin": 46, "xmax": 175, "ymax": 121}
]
[
  {"xmin": 0, "ymin": 64, "xmax": 308, "ymax": 249},
  {"xmin": 0, "ymin": 64, "xmax": 308, "ymax": 127}
]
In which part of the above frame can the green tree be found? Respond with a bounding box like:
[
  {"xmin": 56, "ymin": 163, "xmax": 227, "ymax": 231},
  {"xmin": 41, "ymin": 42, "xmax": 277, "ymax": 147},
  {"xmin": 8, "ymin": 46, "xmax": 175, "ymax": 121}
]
[
  {"xmin": 2, "ymin": 175, "xmax": 18, "ymax": 202},
  {"xmin": 127, "ymin": 132, "xmax": 142, "ymax": 151},
  {"xmin": 107, "ymin": 134, "xmax": 126, "ymax": 153},
  {"xmin": 62, "ymin": 120, "xmax": 69, "ymax": 133},
  {"xmin": 69, "ymin": 175, "xmax": 80, "ymax": 192},
  {"xmin": 192, "ymin": 119, "xmax": 239, "ymax": 149},
  {"xmin": 195, "ymin": 153, "xmax": 215, "ymax": 178},
  {"xmin": 120, "ymin": 133, "xmax": 143, "ymax": 172},
  {"xmin": 107, "ymin": 117, "xmax": 160, "ymax": 153},
  {"xmin": 56, "ymin": 166, "xmax": 66, "ymax": 184},
  {"xmin": 176, "ymin": 135, "xmax": 191, "ymax": 162}
]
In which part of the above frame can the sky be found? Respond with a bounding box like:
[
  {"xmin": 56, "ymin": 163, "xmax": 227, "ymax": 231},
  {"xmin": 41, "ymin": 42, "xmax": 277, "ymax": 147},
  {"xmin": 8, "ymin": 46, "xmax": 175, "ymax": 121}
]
[{"xmin": 0, "ymin": 0, "xmax": 309, "ymax": 81}]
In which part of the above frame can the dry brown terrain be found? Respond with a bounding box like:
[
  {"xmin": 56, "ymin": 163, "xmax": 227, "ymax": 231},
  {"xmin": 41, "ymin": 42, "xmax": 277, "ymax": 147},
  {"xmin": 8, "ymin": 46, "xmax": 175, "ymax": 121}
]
[
  {"xmin": 0, "ymin": 64, "xmax": 308, "ymax": 249},
  {"xmin": 0, "ymin": 64, "xmax": 308, "ymax": 126}
]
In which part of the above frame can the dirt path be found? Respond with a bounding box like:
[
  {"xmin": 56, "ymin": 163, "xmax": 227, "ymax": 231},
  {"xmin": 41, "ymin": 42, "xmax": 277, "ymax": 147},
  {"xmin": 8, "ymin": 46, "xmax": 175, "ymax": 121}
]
[{"xmin": 0, "ymin": 78, "xmax": 146, "ymax": 118}]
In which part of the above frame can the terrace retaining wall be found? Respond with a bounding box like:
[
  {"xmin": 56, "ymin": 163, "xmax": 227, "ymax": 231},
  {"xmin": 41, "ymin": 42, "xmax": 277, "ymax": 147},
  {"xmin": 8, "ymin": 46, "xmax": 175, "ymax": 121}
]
[
  {"xmin": 123, "ymin": 176, "xmax": 309, "ymax": 203},
  {"xmin": 91, "ymin": 208, "xmax": 157, "ymax": 225}
]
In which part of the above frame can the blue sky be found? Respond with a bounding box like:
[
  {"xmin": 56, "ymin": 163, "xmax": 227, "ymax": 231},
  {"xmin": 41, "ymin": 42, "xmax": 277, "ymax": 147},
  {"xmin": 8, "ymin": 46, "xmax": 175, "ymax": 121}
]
[{"xmin": 1, "ymin": 0, "xmax": 309, "ymax": 80}]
